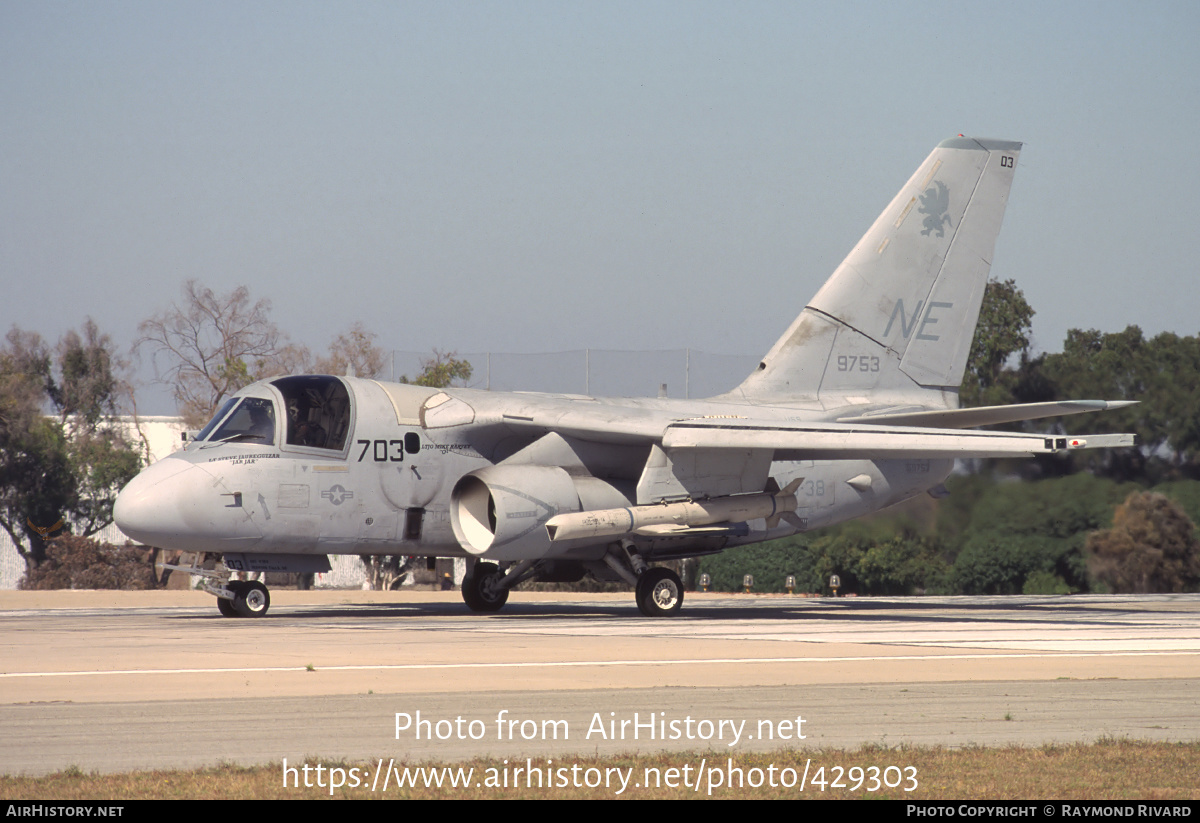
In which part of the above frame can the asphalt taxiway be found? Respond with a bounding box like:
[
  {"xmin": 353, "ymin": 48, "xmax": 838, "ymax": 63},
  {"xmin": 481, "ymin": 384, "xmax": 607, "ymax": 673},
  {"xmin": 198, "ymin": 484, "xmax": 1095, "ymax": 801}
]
[{"xmin": 2, "ymin": 590, "xmax": 1198, "ymax": 776}]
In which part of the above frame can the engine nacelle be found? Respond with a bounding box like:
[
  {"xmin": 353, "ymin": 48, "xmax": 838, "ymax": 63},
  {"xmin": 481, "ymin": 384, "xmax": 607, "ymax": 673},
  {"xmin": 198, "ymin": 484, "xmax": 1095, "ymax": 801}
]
[{"xmin": 450, "ymin": 465, "xmax": 629, "ymax": 560}]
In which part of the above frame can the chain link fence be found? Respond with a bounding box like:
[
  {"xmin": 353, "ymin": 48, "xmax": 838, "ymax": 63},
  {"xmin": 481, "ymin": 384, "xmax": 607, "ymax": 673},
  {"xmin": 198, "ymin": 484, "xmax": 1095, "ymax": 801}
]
[{"xmin": 388, "ymin": 349, "xmax": 761, "ymax": 399}]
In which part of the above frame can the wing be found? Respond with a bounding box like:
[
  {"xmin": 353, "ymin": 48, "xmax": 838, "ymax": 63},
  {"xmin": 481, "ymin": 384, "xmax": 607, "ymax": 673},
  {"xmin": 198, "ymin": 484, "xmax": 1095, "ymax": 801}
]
[
  {"xmin": 482, "ymin": 395, "xmax": 1138, "ymax": 459},
  {"xmin": 486, "ymin": 395, "xmax": 1136, "ymax": 503},
  {"xmin": 662, "ymin": 418, "xmax": 1136, "ymax": 460},
  {"xmin": 836, "ymin": 400, "xmax": 1138, "ymax": 429},
  {"xmin": 537, "ymin": 415, "xmax": 1136, "ymax": 544}
]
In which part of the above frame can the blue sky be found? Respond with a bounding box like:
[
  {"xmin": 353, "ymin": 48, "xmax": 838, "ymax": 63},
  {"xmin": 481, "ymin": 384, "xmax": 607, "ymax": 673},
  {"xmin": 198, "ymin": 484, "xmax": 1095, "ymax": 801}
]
[{"xmin": 3, "ymin": 1, "xmax": 1198, "ymax": 411}]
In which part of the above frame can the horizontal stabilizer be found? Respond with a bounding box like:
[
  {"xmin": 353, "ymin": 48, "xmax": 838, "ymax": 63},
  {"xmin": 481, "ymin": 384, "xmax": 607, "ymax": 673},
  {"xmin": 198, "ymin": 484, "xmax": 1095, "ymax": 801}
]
[{"xmin": 836, "ymin": 400, "xmax": 1139, "ymax": 429}]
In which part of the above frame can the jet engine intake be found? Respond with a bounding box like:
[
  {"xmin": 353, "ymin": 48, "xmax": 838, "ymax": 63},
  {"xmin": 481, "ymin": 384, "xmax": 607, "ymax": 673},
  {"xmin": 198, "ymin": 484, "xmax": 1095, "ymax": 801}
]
[{"xmin": 449, "ymin": 465, "xmax": 629, "ymax": 560}]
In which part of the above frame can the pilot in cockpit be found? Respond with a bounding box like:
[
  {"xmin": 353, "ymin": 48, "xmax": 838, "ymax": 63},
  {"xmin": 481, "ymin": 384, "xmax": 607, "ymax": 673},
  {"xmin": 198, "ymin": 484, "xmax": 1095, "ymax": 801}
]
[
  {"xmin": 246, "ymin": 403, "xmax": 275, "ymax": 444},
  {"xmin": 286, "ymin": 400, "xmax": 327, "ymax": 448}
]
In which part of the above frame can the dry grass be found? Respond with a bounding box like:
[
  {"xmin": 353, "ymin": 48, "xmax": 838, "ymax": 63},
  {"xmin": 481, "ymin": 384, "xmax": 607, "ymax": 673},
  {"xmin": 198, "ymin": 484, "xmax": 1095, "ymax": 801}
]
[{"xmin": 4, "ymin": 740, "xmax": 1198, "ymax": 800}]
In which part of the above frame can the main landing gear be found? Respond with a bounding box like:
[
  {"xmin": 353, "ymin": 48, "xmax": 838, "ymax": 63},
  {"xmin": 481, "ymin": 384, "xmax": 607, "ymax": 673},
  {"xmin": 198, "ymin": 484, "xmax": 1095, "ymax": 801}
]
[
  {"xmin": 459, "ymin": 551, "xmax": 685, "ymax": 617},
  {"xmin": 608, "ymin": 542, "xmax": 685, "ymax": 617},
  {"xmin": 635, "ymin": 567, "xmax": 684, "ymax": 617},
  {"xmin": 461, "ymin": 562, "xmax": 509, "ymax": 612}
]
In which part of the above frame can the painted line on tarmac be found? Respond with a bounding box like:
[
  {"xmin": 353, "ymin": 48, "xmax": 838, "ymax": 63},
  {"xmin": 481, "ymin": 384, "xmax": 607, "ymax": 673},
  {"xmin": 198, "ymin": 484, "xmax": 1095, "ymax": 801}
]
[{"xmin": 3, "ymin": 649, "xmax": 1198, "ymax": 679}]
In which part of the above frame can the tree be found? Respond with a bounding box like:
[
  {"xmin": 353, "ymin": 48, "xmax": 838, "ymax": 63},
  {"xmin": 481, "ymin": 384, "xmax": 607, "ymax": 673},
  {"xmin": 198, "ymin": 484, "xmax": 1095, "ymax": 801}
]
[
  {"xmin": 1040, "ymin": 327, "xmax": 1200, "ymax": 482},
  {"xmin": 402, "ymin": 350, "xmax": 473, "ymax": 388},
  {"xmin": 1086, "ymin": 492, "xmax": 1200, "ymax": 593},
  {"xmin": 0, "ymin": 322, "xmax": 142, "ymax": 575},
  {"xmin": 1143, "ymin": 333, "xmax": 1200, "ymax": 477},
  {"xmin": 54, "ymin": 321, "xmax": 143, "ymax": 538},
  {"xmin": 0, "ymin": 327, "xmax": 50, "ymax": 438},
  {"xmin": 948, "ymin": 473, "xmax": 1131, "ymax": 594},
  {"xmin": 136, "ymin": 281, "xmax": 302, "ymax": 428},
  {"xmin": 54, "ymin": 321, "xmax": 123, "ymax": 426},
  {"xmin": 960, "ymin": 279, "xmax": 1035, "ymax": 408},
  {"xmin": 313, "ymin": 322, "xmax": 386, "ymax": 379}
]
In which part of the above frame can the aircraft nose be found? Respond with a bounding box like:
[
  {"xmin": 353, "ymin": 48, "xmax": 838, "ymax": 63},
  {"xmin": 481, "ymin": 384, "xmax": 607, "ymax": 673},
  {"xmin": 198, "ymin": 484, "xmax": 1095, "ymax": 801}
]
[{"xmin": 114, "ymin": 458, "xmax": 262, "ymax": 551}]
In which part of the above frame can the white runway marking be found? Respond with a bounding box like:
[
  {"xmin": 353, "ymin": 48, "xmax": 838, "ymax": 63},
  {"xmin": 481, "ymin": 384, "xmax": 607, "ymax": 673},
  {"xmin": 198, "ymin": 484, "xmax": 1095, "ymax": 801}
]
[{"xmin": 5, "ymin": 649, "xmax": 1197, "ymax": 680}]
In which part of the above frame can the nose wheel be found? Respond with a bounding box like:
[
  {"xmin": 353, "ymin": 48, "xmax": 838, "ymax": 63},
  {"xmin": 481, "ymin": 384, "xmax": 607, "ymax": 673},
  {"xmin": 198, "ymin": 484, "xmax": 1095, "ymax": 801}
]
[
  {"xmin": 217, "ymin": 580, "xmax": 271, "ymax": 617},
  {"xmin": 157, "ymin": 557, "xmax": 272, "ymax": 618},
  {"xmin": 230, "ymin": 580, "xmax": 270, "ymax": 617}
]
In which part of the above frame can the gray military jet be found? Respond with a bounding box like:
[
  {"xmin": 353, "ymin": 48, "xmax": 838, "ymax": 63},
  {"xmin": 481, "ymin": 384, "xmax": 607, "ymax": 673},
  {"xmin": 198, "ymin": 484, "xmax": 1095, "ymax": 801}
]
[{"xmin": 114, "ymin": 136, "xmax": 1136, "ymax": 618}]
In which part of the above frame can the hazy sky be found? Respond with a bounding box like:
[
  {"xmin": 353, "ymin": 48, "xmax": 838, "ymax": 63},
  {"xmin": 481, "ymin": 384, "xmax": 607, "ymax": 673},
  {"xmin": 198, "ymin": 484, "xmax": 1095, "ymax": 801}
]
[{"xmin": 3, "ymin": 1, "xmax": 1198, "ymax": 412}]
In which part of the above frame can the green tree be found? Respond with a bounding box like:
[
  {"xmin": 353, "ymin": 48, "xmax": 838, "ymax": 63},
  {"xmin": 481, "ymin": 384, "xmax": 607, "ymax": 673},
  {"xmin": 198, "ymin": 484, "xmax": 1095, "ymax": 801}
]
[
  {"xmin": 402, "ymin": 350, "xmax": 473, "ymax": 388},
  {"xmin": 1040, "ymin": 327, "xmax": 1200, "ymax": 482},
  {"xmin": 952, "ymin": 533, "xmax": 1075, "ymax": 594},
  {"xmin": 1137, "ymin": 333, "xmax": 1200, "ymax": 478},
  {"xmin": 0, "ymin": 322, "xmax": 142, "ymax": 575},
  {"xmin": 697, "ymin": 538, "xmax": 820, "ymax": 593},
  {"xmin": 55, "ymin": 321, "xmax": 143, "ymax": 537},
  {"xmin": 961, "ymin": 278, "xmax": 1035, "ymax": 408},
  {"xmin": 948, "ymin": 474, "xmax": 1131, "ymax": 594},
  {"xmin": 699, "ymin": 513, "xmax": 952, "ymax": 596}
]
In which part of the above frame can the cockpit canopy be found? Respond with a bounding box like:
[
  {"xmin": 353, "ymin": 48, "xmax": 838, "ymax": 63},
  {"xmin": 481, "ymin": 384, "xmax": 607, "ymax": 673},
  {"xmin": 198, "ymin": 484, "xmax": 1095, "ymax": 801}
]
[
  {"xmin": 193, "ymin": 375, "xmax": 353, "ymax": 452},
  {"xmin": 273, "ymin": 375, "xmax": 352, "ymax": 450},
  {"xmin": 204, "ymin": 396, "xmax": 276, "ymax": 445}
]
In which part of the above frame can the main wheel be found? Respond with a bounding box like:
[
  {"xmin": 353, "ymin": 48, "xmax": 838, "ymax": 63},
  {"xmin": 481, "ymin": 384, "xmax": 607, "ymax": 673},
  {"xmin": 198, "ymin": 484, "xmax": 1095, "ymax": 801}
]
[
  {"xmin": 636, "ymin": 567, "xmax": 684, "ymax": 617},
  {"xmin": 233, "ymin": 580, "xmax": 270, "ymax": 618},
  {"xmin": 462, "ymin": 562, "xmax": 509, "ymax": 612}
]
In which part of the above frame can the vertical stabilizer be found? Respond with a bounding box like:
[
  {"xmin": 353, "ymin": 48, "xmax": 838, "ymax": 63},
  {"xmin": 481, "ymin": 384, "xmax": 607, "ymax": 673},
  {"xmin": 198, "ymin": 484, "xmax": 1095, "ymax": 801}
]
[{"xmin": 730, "ymin": 137, "xmax": 1022, "ymax": 406}]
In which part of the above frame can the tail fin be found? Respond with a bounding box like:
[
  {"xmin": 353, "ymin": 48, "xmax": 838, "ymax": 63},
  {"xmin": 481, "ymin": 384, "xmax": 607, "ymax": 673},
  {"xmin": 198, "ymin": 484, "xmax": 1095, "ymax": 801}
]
[{"xmin": 730, "ymin": 136, "xmax": 1022, "ymax": 406}]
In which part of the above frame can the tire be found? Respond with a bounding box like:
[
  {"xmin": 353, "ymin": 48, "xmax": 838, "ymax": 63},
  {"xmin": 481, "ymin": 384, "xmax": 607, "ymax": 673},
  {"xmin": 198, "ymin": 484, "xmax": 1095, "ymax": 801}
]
[
  {"xmin": 233, "ymin": 580, "xmax": 270, "ymax": 618},
  {"xmin": 217, "ymin": 594, "xmax": 239, "ymax": 617},
  {"xmin": 461, "ymin": 562, "xmax": 509, "ymax": 612},
  {"xmin": 635, "ymin": 567, "xmax": 684, "ymax": 617}
]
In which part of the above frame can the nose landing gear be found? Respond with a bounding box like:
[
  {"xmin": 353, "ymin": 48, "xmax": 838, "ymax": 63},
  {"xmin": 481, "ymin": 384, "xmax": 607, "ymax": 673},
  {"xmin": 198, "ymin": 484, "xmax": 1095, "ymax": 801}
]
[
  {"xmin": 227, "ymin": 580, "xmax": 271, "ymax": 617},
  {"xmin": 159, "ymin": 557, "xmax": 272, "ymax": 618}
]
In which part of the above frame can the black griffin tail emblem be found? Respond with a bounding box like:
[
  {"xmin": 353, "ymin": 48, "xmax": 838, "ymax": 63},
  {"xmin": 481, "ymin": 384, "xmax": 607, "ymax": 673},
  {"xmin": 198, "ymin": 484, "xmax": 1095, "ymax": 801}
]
[{"xmin": 919, "ymin": 180, "xmax": 952, "ymax": 237}]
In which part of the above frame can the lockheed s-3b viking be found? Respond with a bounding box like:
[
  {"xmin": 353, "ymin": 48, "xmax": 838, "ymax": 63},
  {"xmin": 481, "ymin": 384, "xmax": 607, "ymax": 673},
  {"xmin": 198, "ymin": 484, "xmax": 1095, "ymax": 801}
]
[{"xmin": 114, "ymin": 137, "xmax": 1136, "ymax": 618}]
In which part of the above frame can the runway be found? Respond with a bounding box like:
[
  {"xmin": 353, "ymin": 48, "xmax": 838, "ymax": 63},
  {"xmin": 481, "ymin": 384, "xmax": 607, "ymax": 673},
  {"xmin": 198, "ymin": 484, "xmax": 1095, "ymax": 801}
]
[{"xmin": 2, "ymin": 589, "xmax": 1198, "ymax": 777}]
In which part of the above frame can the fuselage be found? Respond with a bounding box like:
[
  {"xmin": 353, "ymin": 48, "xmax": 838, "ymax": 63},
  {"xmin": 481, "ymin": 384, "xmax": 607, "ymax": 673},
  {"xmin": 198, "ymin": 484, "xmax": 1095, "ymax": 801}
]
[{"xmin": 113, "ymin": 374, "xmax": 953, "ymax": 565}]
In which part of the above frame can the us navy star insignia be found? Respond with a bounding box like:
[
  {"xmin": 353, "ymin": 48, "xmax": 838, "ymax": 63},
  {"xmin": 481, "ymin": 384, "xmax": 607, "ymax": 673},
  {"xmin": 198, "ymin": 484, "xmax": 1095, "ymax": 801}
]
[{"xmin": 321, "ymin": 485, "xmax": 354, "ymax": 506}]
